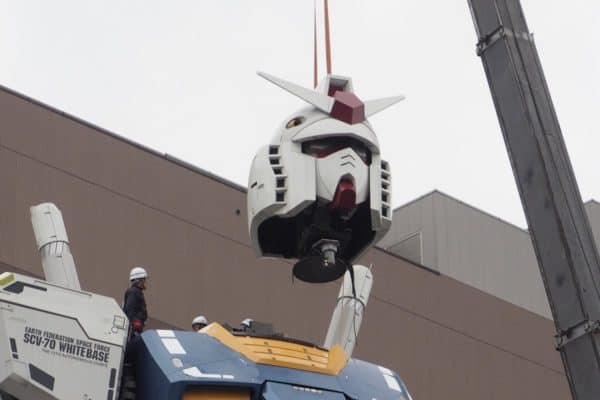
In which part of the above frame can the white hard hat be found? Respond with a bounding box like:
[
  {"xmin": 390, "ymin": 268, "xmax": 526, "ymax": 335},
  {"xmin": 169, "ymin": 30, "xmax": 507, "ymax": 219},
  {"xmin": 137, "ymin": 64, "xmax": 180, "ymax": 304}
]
[
  {"xmin": 192, "ymin": 315, "xmax": 207, "ymax": 326},
  {"xmin": 130, "ymin": 267, "xmax": 148, "ymax": 281},
  {"xmin": 241, "ymin": 318, "xmax": 254, "ymax": 328}
]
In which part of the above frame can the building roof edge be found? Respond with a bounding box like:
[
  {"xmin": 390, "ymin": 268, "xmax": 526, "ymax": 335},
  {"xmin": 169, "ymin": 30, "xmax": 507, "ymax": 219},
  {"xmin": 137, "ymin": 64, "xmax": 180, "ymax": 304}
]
[
  {"xmin": 0, "ymin": 84, "xmax": 247, "ymax": 194},
  {"xmin": 394, "ymin": 189, "xmax": 529, "ymax": 234}
]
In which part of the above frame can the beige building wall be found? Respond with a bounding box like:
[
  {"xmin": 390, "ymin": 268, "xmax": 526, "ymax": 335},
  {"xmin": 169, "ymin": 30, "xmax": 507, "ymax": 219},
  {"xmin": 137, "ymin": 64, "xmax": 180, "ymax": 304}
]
[
  {"xmin": 0, "ymin": 85, "xmax": 569, "ymax": 399},
  {"xmin": 381, "ymin": 191, "xmax": 600, "ymax": 320}
]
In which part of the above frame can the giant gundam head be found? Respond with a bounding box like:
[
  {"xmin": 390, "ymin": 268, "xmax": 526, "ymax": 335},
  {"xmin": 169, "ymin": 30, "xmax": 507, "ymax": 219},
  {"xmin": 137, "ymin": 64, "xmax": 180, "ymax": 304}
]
[{"xmin": 248, "ymin": 72, "xmax": 403, "ymax": 283}]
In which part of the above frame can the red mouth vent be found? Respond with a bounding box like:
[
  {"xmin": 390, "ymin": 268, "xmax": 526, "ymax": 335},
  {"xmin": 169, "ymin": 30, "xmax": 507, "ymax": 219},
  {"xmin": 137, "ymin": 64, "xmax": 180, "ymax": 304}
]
[{"xmin": 329, "ymin": 179, "xmax": 356, "ymax": 214}]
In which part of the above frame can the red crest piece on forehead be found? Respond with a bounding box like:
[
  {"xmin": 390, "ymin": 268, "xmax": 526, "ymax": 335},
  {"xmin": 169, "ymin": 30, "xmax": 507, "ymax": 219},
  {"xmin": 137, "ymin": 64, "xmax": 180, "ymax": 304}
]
[
  {"xmin": 330, "ymin": 91, "xmax": 365, "ymax": 125},
  {"xmin": 257, "ymin": 71, "xmax": 404, "ymax": 123}
]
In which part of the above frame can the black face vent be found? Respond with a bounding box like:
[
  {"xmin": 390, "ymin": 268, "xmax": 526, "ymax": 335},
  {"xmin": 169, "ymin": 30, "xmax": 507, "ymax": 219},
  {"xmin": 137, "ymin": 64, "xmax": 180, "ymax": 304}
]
[
  {"xmin": 269, "ymin": 145, "xmax": 287, "ymax": 204},
  {"xmin": 380, "ymin": 160, "xmax": 391, "ymax": 220}
]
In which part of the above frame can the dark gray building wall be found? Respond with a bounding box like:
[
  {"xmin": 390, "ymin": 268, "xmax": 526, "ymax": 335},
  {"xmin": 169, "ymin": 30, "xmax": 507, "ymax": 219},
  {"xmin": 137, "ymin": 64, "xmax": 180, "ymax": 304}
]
[
  {"xmin": 379, "ymin": 191, "xmax": 551, "ymax": 318},
  {"xmin": 381, "ymin": 191, "xmax": 600, "ymax": 321},
  {"xmin": 0, "ymin": 86, "xmax": 569, "ymax": 399}
]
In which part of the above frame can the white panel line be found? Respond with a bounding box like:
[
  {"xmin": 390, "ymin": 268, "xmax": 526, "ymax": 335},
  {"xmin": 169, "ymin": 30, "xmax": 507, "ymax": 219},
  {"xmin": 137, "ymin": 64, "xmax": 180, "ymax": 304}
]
[{"xmin": 161, "ymin": 338, "xmax": 186, "ymax": 354}]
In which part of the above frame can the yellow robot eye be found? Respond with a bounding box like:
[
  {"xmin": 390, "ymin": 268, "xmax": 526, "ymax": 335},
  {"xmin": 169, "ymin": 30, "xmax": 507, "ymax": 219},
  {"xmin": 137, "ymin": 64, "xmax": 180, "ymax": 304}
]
[{"xmin": 285, "ymin": 117, "xmax": 305, "ymax": 129}]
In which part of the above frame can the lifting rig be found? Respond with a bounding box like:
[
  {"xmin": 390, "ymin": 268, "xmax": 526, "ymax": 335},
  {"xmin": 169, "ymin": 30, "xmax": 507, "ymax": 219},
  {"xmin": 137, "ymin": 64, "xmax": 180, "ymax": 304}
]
[{"xmin": 467, "ymin": 1, "xmax": 600, "ymax": 398}]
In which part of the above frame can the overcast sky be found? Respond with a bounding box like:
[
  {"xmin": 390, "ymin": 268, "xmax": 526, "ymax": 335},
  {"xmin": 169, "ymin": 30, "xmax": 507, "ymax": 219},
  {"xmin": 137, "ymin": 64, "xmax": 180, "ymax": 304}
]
[{"xmin": 1, "ymin": 1, "xmax": 598, "ymax": 228}]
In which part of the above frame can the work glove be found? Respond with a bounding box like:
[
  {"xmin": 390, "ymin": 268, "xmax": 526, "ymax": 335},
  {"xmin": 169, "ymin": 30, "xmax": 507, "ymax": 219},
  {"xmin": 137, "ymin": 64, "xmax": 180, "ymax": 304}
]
[{"xmin": 131, "ymin": 319, "xmax": 144, "ymax": 333}]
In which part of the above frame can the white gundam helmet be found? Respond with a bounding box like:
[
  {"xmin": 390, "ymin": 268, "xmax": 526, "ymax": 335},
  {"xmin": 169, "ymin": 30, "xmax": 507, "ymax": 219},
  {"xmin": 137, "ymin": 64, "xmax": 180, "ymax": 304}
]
[{"xmin": 248, "ymin": 72, "xmax": 403, "ymax": 283}]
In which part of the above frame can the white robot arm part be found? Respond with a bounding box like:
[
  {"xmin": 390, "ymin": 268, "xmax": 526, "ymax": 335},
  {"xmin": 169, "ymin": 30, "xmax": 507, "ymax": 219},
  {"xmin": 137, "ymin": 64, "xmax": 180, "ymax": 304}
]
[
  {"xmin": 324, "ymin": 265, "xmax": 373, "ymax": 356},
  {"xmin": 0, "ymin": 203, "xmax": 128, "ymax": 400}
]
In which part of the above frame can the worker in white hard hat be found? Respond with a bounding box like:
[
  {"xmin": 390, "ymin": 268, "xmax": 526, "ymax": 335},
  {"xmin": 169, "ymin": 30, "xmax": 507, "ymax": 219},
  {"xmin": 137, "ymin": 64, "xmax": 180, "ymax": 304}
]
[
  {"xmin": 191, "ymin": 315, "xmax": 208, "ymax": 332},
  {"xmin": 240, "ymin": 318, "xmax": 254, "ymax": 332},
  {"xmin": 123, "ymin": 267, "xmax": 149, "ymax": 338}
]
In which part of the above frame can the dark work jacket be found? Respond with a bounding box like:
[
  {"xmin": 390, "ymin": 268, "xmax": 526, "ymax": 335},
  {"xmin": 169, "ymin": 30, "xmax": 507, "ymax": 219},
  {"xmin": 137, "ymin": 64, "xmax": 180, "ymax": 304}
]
[{"xmin": 123, "ymin": 284, "xmax": 147, "ymax": 325}]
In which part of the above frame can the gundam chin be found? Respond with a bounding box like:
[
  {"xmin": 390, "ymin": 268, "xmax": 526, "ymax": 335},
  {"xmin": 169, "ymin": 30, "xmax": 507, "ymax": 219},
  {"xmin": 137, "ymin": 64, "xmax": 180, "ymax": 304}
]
[{"xmin": 0, "ymin": 73, "xmax": 413, "ymax": 400}]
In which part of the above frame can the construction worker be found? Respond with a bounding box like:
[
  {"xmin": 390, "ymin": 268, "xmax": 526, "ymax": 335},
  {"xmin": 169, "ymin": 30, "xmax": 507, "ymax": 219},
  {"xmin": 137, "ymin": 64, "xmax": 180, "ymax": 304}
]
[
  {"xmin": 123, "ymin": 267, "xmax": 149, "ymax": 337},
  {"xmin": 121, "ymin": 267, "xmax": 149, "ymax": 390},
  {"xmin": 240, "ymin": 318, "xmax": 254, "ymax": 332},
  {"xmin": 191, "ymin": 315, "xmax": 208, "ymax": 332}
]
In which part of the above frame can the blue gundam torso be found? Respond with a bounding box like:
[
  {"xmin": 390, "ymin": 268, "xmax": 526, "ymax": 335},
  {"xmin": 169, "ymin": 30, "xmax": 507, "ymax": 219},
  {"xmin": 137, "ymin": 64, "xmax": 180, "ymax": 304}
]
[{"xmin": 134, "ymin": 326, "xmax": 412, "ymax": 400}]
